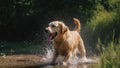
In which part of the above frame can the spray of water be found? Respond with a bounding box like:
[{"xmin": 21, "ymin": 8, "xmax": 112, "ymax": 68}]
[
  {"xmin": 40, "ymin": 46, "xmax": 98, "ymax": 65},
  {"xmin": 40, "ymin": 48, "xmax": 54, "ymax": 64}
]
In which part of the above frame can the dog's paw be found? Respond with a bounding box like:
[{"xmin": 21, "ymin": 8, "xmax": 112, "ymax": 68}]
[{"xmin": 82, "ymin": 57, "xmax": 87, "ymax": 61}]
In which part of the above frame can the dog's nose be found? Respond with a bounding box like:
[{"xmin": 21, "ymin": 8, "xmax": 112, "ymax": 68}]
[{"xmin": 44, "ymin": 29, "xmax": 48, "ymax": 33}]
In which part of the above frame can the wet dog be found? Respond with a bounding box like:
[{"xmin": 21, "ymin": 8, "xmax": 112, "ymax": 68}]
[{"xmin": 45, "ymin": 18, "xmax": 87, "ymax": 65}]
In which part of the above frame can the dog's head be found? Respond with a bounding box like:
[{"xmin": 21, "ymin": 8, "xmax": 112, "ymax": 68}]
[{"xmin": 45, "ymin": 21, "xmax": 68, "ymax": 41}]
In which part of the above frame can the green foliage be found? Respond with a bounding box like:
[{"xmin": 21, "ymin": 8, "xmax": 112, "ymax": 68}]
[
  {"xmin": 101, "ymin": 0, "xmax": 120, "ymax": 11},
  {"xmin": 0, "ymin": 1, "xmax": 120, "ymax": 67},
  {"xmin": 97, "ymin": 39, "xmax": 120, "ymax": 68},
  {"xmin": 0, "ymin": 0, "xmax": 119, "ymax": 42},
  {"xmin": 84, "ymin": 0, "xmax": 120, "ymax": 44},
  {"xmin": 86, "ymin": 10, "xmax": 120, "ymax": 43}
]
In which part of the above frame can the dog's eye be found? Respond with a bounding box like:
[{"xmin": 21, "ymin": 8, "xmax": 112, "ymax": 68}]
[{"xmin": 51, "ymin": 25, "xmax": 56, "ymax": 27}]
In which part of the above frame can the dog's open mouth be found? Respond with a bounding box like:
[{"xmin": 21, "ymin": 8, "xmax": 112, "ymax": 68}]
[{"xmin": 47, "ymin": 32, "xmax": 57, "ymax": 41}]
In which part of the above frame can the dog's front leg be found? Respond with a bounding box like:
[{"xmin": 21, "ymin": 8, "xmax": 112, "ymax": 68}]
[{"xmin": 62, "ymin": 53, "xmax": 71, "ymax": 65}]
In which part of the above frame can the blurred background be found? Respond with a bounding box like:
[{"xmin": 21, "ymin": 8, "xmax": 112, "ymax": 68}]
[{"xmin": 0, "ymin": 0, "xmax": 119, "ymax": 55}]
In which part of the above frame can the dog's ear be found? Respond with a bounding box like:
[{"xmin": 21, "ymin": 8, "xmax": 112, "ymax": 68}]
[{"xmin": 60, "ymin": 23, "xmax": 68, "ymax": 34}]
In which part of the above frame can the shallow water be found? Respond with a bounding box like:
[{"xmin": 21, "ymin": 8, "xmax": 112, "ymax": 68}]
[
  {"xmin": 41, "ymin": 64, "xmax": 98, "ymax": 68},
  {"xmin": 37, "ymin": 49, "xmax": 99, "ymax": 68},
  {"xmin": 0, "ymin": 46, "xmax": 99, "ymax": 68},
  {"xmin": 26, "ymin": 58, "xmax": 99, "ymax": 68},
  {"xmin": 24, "ymin": 58, "xmax": 99, "ymax": 68}
]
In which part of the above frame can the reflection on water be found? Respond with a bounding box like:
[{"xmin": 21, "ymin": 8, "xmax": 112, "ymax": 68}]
[
  {"xmin": 38, "ymin": 57, "xmax": 99, "ymax": 68},
  {"xmin": 24, "ymin": 57, "xmax": 99, "ymax": 68},
  {"xmin": 41, "ymin": 64, "xmax": 98, "ymax": 68}
]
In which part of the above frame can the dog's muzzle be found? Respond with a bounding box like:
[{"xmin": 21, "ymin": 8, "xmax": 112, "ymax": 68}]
[{"xmin": 44, "ymin": 29, "xmax": 57, "ymax": 41}]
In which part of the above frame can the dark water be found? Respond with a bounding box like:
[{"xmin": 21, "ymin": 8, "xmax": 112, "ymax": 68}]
[{"xmin": 24, "ymin": 62, "xmax": 99, "ymax": 68}]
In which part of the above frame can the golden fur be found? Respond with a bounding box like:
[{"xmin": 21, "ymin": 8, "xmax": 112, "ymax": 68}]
[{"xmin": 45, "ymin": 18, "xmax": 87, "ymax": 65}]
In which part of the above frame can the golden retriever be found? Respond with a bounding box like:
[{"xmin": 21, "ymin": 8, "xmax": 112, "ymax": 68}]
[{"xmin": 45, "ymin": 18, "xmax": 87, "ymax": 65}]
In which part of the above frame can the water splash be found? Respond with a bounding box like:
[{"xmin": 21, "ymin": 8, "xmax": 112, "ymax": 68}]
[
  {"xmin": 40, "ymin": 48, "xmax": 54, "ymax": 64},
  {"xmin": 40, "ymin": 48, "xmax": 98, "ymax": 65}
]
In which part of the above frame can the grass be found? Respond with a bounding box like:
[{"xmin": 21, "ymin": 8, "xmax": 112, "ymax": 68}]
[{"xmin": 96, "ymin": 38, "xmax": 120, "ymax": 68}]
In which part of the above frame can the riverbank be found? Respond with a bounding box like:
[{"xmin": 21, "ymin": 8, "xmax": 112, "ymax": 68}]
[{"xmin": 0, "ymin": 55, "xmax": 43, "ymax": 68}]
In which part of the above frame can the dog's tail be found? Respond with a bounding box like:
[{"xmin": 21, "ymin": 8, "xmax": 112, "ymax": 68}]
[{"xmin": 73, "ymin": 18, "xmax": 81, "ymax": 32}]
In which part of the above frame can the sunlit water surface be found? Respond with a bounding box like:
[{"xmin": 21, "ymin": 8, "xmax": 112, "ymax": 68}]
[{"xmin": 39, "ymin": 48, "xmax": 99, "ymax": 68}]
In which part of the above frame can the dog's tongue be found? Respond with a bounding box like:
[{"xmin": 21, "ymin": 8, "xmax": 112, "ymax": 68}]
[{"xmin": 47, "ymin": 34, "xmax": 54, "ymax": 41}]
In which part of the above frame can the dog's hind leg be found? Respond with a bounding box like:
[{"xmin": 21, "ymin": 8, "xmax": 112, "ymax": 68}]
[{"xmin": 78, "ymin": 39, "xmax": 87, "ymax": 60}]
